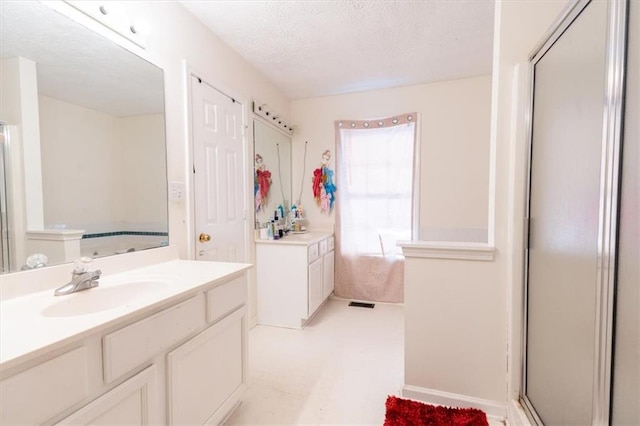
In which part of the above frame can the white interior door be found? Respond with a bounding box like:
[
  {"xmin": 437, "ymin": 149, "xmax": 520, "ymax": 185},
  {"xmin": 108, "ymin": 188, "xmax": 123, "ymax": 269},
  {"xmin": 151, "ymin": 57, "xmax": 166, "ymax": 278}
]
[{"xmin": 191, "ymin": 76, "xmax": 245, "ymax": 262}]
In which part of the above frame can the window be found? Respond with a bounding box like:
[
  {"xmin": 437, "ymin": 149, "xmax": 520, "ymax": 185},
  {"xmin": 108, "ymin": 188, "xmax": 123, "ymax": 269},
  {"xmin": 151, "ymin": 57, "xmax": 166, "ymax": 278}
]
[{"xmin": 337, "ymin": 120, "xmax": 415, "ymax": 256}]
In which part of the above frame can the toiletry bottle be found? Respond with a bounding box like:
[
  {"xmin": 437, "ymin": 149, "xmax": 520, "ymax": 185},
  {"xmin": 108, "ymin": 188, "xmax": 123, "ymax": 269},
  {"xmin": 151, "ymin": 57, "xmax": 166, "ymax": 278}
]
[{"xmin": 268, "ymin": 221, "xmax": 274, "ymax": 240}]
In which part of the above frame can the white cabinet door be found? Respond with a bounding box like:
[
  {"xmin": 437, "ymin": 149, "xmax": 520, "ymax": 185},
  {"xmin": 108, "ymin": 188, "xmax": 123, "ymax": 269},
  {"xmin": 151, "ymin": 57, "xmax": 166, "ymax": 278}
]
[
  {"xmin": 308, "ymin": 258, "xmax": 323, "ymax": 317},
  {"xmin": 57, "ymin": 365, "xmax": 159, "ymax": 425},
  {"xmin": 167, "ymin": 307, "xmax": 247, "ymax": 425},
  {"xmin": 322, "ymin": 251, "xmax": 335, "ymax": 300}
]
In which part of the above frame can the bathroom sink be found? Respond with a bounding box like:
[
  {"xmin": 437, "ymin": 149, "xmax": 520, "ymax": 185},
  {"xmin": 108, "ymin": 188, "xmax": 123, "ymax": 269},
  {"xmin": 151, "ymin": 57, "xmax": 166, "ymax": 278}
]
[{"xmin": 41, "ymin": 281, "xmax": 170, "ymax": 317}]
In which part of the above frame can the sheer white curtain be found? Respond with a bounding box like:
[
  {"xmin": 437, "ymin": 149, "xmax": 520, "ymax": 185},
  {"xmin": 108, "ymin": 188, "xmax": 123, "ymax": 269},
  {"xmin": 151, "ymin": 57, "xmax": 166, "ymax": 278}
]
[{"xmin": 335, "ymin": 114, "xmax": 416, "ymax": 303}]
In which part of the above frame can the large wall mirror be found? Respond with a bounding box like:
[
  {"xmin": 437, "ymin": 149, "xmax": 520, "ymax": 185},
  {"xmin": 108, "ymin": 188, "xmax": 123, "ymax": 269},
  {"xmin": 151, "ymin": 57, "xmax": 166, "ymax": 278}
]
[
  {"xmin": 0, "ymin": 2, "xmax": 168, "ymax": 274},
  {"xmin": 253, "ymin": 120, "xmax": 291, "ymax": 225}
]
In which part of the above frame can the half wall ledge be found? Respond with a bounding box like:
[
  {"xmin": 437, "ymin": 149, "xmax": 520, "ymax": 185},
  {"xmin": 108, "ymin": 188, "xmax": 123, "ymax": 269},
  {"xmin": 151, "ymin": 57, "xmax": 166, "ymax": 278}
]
[{"xmin": 398, "ymin": 241, "xmax": 496, "ymax": 261}]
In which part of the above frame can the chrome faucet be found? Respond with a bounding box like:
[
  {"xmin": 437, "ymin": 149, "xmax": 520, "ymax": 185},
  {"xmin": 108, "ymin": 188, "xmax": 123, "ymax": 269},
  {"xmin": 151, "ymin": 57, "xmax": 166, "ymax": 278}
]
[{"xmin": 54, "ymin": 257, "xmax": 102, "ymax": 296}]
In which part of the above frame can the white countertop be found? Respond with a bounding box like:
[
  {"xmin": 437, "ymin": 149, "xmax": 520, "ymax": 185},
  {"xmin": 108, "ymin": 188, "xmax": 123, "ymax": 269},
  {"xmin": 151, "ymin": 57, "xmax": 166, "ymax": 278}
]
[
  {"xmin": 0, "ymin": 259, "xmax": 251, "ymax": 372},
  {"xmin": 254, "ymin": 231, "xmax": 333, "ymax": 246}
]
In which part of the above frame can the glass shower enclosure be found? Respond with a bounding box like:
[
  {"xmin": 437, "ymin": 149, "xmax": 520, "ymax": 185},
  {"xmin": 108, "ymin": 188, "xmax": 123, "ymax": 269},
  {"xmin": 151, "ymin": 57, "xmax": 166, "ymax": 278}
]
[{"xmin": 522, "ymin": 0, "xmax": 638, "ymax": 424}]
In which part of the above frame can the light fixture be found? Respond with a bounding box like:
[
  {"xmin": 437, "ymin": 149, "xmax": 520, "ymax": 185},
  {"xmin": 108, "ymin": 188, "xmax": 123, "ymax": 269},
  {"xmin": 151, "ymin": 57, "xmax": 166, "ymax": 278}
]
[
  {"xmin": 252, "ymin": 101, "xmax": 293, "ymax": 135},
  {"xmin": 130, "ymin": 19, "xmax": 151, "ymax": 37},
  {"xmin": 62, "ymin": 1, "xmax": 148, "ymax": 49}
]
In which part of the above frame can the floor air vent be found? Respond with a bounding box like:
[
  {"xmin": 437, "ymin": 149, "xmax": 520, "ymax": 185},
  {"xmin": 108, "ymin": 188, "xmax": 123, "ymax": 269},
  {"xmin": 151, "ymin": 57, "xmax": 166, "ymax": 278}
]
[{"xmin": 349, "ymin": 301, "xmax": 375, "ymax": 309}]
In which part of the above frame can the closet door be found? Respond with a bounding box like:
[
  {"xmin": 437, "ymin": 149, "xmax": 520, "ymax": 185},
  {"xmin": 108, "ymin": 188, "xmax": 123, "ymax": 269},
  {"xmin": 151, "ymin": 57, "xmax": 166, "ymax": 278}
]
[{"xmin": 524, "ymin": 1, "xmax": 608, "ymax": 424}]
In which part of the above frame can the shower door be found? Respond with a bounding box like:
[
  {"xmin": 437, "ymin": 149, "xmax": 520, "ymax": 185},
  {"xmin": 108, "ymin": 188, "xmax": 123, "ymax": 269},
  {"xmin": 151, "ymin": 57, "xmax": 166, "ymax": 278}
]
[{"xmin": 523, "ymin": 0, "xmax": 628, "ymax": 424}]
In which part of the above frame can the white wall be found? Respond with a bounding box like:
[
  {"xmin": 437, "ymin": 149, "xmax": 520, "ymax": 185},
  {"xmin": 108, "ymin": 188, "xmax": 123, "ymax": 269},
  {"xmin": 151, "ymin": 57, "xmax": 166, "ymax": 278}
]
[
  {"xmin": 291, "ymin": 76, "xmax": 492, "ymax": 239},
  {"xmin": 39, "ymin": 95, "xmax": 167, "ymax": 233},
  {"xmin": 119, "ymin": 114, "xmax": 168, "ymax": 231},
  {"xmin": 39, "ymin": 95, "xmax": 124, "ymax": 230},
  {"xmin": 401, "ymin": 0, "xmax": 570, "ymax": 416},
  {"xmin": 404, "ymin": 255, "xmax": 506, "ymax": 406}
]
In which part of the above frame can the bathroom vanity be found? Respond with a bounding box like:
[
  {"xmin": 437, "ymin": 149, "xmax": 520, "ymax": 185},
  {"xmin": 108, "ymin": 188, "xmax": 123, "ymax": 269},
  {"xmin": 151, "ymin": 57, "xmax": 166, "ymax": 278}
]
[
  {"xmin": 255, "ymin": 232, "xmax": 334, "ymax": 329},
  {"xmin": 0, "ymin": 247, "xmax": 251, "ymax": 425}
]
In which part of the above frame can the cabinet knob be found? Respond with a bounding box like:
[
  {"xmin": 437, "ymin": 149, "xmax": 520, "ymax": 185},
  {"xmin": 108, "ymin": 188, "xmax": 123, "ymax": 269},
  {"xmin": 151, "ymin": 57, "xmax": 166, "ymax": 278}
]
[{"xmin": 199, "ymin": 233, "xmax": 211, "ymax": 243}]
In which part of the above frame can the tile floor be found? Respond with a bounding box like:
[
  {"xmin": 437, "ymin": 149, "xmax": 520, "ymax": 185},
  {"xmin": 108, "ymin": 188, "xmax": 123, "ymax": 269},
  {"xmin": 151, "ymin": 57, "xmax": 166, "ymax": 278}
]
[{"xmin": 225, "ymin": 298, "xmax": 504, "ymax": 425}]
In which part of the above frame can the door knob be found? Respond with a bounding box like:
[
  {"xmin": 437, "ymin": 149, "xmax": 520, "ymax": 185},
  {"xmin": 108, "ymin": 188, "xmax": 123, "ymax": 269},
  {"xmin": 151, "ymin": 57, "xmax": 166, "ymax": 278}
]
[{"xmin": 199, "ymin": 233, "xmax": 211, "ymax": 242}]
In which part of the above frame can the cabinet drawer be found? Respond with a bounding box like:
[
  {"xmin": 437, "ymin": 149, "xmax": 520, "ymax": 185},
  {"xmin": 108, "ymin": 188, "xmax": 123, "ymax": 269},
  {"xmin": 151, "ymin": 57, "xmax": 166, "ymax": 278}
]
[
  {"xmin": 328, "ymin": 236, "xmax": 335, "ymax": 251},
  {"xmin": 206, "ymin": 276, "xmax": 247, "ymax": 324},
  {"xmin": 308, "ymin": 242, "xmax": 319, "ymax": 263},
  {"xmin": 319, "ymin": 238, "xmax": 328, "ymax": 256},
  {"xmin": 103, "ymin": 295, "xmax": 204, "ymax": 383},
  {"xmin": 0, "ymin": 347, "xmax": 90, "ymax": 425}
]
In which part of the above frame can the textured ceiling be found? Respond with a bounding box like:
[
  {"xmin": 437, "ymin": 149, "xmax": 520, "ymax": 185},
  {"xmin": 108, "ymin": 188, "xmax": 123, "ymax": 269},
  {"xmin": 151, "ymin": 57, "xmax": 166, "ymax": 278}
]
[
  {"xmin": 0, "ymin": 2, "xmax": 164, "ymax": 117},
  {"xmin": 180, "ymin": 0, "xmax": 495, "ymax": 99}
]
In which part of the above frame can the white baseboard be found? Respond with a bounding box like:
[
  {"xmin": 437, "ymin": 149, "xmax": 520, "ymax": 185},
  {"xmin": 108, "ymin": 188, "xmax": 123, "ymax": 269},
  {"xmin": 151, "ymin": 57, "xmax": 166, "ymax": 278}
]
[
  {"xmin": 401, "ymin": 385, "xmax": 507, "ymax": 420},
  {"xmin": 506, "ymin": 398, "xmax": 532, "ymax": 426}
]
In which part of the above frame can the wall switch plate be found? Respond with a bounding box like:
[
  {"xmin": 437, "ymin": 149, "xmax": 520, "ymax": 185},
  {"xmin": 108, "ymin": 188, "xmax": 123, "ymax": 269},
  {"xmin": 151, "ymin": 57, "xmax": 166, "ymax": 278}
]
[{"xmin": 169, "ymin": 181, "xmax": 185, "ymax": 202}]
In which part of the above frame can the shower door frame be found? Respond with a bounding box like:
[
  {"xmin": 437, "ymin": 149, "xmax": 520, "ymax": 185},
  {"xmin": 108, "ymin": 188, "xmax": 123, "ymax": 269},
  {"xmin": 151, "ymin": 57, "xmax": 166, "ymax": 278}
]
[
  {"xmin": 0, "ymin": 123, "xmax": 11, "ymax": 273},
  {"xmin": 520, "ymin": 0, "xmax": 629, "ymax": 424}
]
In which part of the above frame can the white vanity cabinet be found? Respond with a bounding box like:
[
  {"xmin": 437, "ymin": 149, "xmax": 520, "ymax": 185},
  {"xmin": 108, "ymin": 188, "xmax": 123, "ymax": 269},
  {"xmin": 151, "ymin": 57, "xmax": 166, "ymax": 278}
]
[
  {"xmin": 0, "ymin": 263, "xmax": 250, "ymax": 426},
  {"xmin": 256, "ymin": 232, "xmax": 334, "ymax": 329}
]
